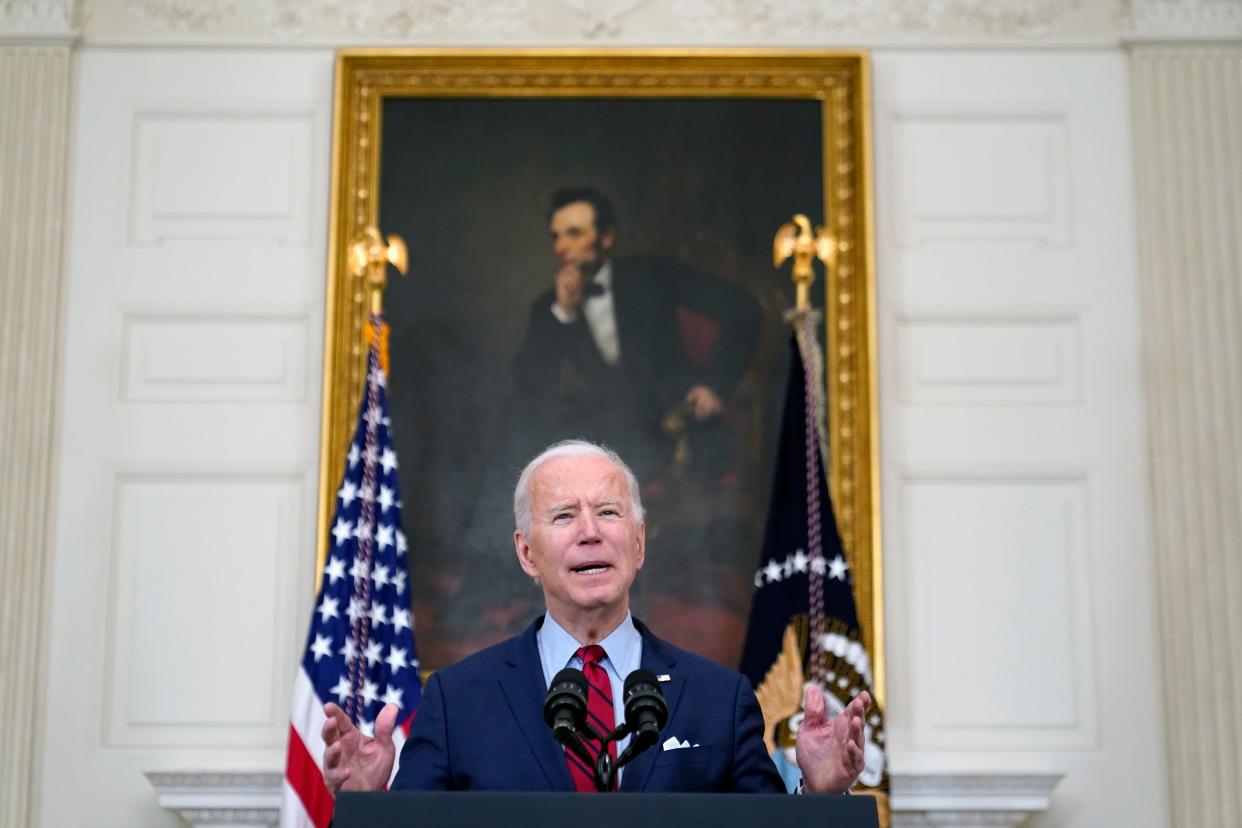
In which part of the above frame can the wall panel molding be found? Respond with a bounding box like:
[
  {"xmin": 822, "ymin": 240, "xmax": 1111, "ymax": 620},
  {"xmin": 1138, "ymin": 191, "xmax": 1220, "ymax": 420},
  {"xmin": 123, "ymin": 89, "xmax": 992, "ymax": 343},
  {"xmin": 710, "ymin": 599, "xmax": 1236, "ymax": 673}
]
[
  {"xmin": 103, "ymin": 472, "xmax": 304, "ymax": 749},
  {"xmin": 898, "ymin": 471, "xmax": 1099, "ymax": 750},
  {"xmin": 1130, "ymin": 45, "xmax": 1242, "ymax": 827},
  {"xmin": 129, "ymin": 111, "xmax": 313, "ymax": 246},
  {"xmin": 890, "ymin": 110, "xmax": 1074, "ymax": 248},
  {"xmin": 896, "ymin": 313, "xmax": 1083, "ymax": 405},
  {"xmin": 120, "ymin": 313, "xmax": 309, "ymax": 403}
]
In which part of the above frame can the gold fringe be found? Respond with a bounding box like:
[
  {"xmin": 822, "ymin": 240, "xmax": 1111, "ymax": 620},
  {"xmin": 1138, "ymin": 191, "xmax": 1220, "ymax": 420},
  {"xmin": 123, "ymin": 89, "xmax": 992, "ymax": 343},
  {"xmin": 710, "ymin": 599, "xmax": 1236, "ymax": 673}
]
[
  {"xmin": 753, "ymin": 623, "xmax": 805, "ymax": 755},
  {"xmin": 363, "ymin": 320, "xmax": 391, "ymax": 377}
]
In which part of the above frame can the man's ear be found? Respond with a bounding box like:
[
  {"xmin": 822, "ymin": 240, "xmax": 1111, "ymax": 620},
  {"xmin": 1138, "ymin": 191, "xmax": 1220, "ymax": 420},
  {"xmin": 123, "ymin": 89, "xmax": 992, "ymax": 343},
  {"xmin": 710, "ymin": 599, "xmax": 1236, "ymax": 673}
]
[
  {"xmin": 634, "ymin": 521, "xmax": 646, "ymax": 571},
  {"xmin": 600, "ymin": 229, "xmax": 616, "ymax": 253},
  {"xmin": 515, "ymin": 530, "xmax": 540, "ymax": 579}
]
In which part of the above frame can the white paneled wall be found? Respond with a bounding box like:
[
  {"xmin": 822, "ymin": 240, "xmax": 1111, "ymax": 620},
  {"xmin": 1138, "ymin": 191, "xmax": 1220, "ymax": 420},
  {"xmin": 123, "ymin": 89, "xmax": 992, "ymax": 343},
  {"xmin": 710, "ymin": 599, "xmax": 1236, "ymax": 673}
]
[
  {"xmin": 39, "ymin": 49, "xmax": 334, "ymax": 827},
  {"xmin": 872, "ymin": 51, "xmax": 1166, "ymax": 827}
]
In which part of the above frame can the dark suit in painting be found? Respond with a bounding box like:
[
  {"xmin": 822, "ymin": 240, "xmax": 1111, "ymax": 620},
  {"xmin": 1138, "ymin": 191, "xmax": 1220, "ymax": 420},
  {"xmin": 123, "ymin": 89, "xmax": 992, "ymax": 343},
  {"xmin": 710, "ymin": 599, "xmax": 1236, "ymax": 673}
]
[{"xmin": 511, "ymin": 256, "xmax": 760, "ymax": 482}]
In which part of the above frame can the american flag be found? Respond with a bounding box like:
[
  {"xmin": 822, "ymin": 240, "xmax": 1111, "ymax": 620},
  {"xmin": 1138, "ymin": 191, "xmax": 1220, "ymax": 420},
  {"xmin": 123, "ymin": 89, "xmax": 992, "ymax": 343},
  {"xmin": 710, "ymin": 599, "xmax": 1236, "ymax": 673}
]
[{"xmin": 281, "ymin": 320, "xmax": 422, "ymax": 827}]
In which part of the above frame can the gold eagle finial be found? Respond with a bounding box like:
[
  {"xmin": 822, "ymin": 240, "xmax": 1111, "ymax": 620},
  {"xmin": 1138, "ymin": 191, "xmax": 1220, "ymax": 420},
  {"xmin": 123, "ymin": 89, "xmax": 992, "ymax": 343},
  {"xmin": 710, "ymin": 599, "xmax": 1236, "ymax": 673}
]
[
  {"xmin": 348, "ymin": 225, "xmax": 409, "ymax": 316},
  {"xmin": 773, "ymin": 214, "xmax": 836, "ymax": 312}
]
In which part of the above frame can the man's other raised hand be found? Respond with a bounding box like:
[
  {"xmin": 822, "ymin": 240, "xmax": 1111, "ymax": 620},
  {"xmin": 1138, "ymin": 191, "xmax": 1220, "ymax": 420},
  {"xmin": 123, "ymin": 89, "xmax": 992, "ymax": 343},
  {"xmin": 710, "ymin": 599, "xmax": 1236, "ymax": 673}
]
[
  {"xmin": 795, "ymin": 685, "xmax": 870, "ymax": 795},
  {"xmin": 321, "ymin": 702, "xmax": 399, "ymax": 794}
]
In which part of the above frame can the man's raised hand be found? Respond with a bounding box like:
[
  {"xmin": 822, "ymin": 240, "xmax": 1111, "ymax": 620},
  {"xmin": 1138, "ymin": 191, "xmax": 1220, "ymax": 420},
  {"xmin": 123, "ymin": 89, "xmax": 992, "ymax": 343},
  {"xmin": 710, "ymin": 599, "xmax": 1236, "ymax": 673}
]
[
  {"xmin": 553, "ymin": 264, "xmax": 586, "ymax": 317},
  {"xmin": 321, "ymin": 702, "xmax": 399, "ymax": 794},
  {"xmin": 795, "ymin": 685, "xmax": 870, "ymax": 795},
  {"xmin": 684, "ymin": 385, "xmax": 723, "ymax": 420}
]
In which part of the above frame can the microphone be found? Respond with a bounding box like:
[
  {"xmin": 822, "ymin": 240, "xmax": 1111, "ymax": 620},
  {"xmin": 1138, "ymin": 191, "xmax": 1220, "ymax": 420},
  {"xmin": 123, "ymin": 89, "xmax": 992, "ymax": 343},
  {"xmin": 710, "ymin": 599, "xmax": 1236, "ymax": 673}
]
[
  {"xmin": 544, "ymin": 668, "xmax": 593, "ymax": 764},
  {"xmin": 615, "ymin": 669, "xmax": 668, "ymax": 768}
]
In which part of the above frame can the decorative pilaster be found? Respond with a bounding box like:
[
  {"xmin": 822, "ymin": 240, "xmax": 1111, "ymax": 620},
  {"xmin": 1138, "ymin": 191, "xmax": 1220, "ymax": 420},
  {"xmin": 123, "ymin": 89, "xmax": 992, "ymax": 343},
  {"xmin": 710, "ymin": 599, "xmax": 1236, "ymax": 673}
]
[
  {"xmin": 1129, "ymin": 43, "xmax": 1242, "ymax": 828},
  {"xmin": 0, "ymin": 3, "xmax": 77, "ymax": 827}
]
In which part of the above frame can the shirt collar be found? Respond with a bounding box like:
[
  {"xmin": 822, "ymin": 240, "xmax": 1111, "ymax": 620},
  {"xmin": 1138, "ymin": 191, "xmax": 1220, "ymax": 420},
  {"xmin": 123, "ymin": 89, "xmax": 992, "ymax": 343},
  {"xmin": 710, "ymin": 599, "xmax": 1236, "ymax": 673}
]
[
  {"xmin": 538, "ymin": 609, "xmax": 640, "ymax": 678},
  {"xmin": 589, "ymin": 260, "xmax": 613, "ymax": 293}
]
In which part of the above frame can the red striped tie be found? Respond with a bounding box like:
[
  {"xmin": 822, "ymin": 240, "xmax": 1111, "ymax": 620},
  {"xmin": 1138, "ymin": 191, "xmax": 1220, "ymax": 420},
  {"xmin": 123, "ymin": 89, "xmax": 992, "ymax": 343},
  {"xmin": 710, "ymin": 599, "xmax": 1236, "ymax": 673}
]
[{"xmin": 566, "ymin": 644, "xmax": 617, "ymax": 792}]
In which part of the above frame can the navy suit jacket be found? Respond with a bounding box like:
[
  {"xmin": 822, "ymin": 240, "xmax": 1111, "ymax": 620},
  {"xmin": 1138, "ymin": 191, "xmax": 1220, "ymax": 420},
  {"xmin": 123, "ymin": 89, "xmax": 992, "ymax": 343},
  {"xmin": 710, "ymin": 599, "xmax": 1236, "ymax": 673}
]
[{"xmin": 390, "ymin": 616, "xmax": 785, "ymax": 793}]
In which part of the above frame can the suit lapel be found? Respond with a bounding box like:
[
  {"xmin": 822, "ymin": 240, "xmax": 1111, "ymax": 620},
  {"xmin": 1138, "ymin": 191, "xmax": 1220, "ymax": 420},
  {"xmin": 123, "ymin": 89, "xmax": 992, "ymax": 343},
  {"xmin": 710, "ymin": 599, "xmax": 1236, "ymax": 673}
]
[
  {"xmin": 620, "ymin": 621, "xmax": 684, "ymax": 792},
  {"xmin": 497, "ymin": 617, "xmax": 574, "ymax": 791}
]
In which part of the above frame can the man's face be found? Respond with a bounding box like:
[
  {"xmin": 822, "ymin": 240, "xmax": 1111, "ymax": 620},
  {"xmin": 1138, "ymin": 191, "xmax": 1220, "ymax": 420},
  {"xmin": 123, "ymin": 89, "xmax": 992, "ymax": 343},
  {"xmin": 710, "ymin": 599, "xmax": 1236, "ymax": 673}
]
[
  {"xmin": 549, "ymin": 201, "xmax": 615, "ymax": 275},
  {"xmin": 514, "ymin": 454, "xmax": 645, "ymax": 624}
]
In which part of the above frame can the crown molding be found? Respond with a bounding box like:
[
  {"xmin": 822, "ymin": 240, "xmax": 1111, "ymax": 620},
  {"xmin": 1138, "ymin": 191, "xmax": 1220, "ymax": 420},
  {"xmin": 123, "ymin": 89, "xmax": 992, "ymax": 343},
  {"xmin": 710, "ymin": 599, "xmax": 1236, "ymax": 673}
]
[
  {"xmin": 0, "ymin": 0, "xmax": 78, "ymax": 41},
  {"xmin": 73, "ymin": 0, "xmax": 1117, "ymax": 45},
  {"xmin": 65, "ymin": 0, "xmax": 1242, "ymax": 45},
  {"xmin": 62, "ymin": 0, "xmax": 1242, "ymax": 45},
  {"xmin": 1123, "ymin": 0, "xmax": 1242, "ymax": 42}
]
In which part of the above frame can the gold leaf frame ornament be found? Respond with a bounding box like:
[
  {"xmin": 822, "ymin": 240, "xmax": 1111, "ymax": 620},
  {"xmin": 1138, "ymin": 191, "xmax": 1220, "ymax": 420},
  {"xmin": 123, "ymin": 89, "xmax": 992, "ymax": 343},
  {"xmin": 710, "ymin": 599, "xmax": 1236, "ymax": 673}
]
[{"xmin": 317, "ymin": 49, "xmax": 883, "ymax": 703}]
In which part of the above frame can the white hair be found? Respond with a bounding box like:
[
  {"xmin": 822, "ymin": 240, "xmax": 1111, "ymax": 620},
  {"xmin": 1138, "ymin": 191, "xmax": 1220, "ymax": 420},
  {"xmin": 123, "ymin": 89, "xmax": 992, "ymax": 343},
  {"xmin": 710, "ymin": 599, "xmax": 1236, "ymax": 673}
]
[{"xmin": 513, "ymin": 439, "xmax": 645, "ymax": 536}]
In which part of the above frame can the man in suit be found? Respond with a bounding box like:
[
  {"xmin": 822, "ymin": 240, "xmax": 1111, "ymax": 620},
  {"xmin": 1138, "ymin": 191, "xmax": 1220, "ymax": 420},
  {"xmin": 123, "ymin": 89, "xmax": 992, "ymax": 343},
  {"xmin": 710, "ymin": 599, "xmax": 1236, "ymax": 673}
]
[
  {"xmin": 321, "ymin": 439, "xmax": 870, "ymax": 795},
  {"xmin": 510, "ymin": 187, "xmax": 760, "ymax": 483}
]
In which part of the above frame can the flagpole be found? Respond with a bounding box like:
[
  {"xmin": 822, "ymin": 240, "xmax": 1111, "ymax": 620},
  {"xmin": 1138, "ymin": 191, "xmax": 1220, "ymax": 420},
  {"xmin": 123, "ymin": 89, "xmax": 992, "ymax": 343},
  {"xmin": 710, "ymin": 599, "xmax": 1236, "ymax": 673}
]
[
  {"xmin": 313, "ymin": 227, "xmax": 410, "ymax": 583},
  {"xmin": 747, "ymin": 214, "xmax": 886, "ymax": 805}
]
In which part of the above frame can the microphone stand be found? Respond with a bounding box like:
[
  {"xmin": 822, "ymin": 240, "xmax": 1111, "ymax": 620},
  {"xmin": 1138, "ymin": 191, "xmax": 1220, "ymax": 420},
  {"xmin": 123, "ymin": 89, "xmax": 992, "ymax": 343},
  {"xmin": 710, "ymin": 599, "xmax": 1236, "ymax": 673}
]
[
  {"xmin": 554, "ymin": 720, "xmax": 618, "ymax": 792},
  {"xmin": 587, "ymin": 720, "xmax": 661, "ymax": 792},
  {"xmin": 548, "ymin": 669, "xmax": 667, "ymax": 792}
]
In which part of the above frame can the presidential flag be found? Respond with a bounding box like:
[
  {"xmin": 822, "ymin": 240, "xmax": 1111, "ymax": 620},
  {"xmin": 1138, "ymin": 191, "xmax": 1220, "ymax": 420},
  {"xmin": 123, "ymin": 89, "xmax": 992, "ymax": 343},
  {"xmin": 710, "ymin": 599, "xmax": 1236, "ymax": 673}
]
[
  {"xmin": 739, "ymin": 311, "xmax": 886, "ymax": 792},
  {"xmin": 281, "ymin": 318, "xmax": 422, "ymax": 828}
]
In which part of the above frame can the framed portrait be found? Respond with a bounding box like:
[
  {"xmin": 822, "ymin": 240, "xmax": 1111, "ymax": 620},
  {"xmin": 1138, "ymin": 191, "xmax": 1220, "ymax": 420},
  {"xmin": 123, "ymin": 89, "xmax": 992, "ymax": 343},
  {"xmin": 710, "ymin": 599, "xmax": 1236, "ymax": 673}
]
[{"xmin": 317, "ymin": 50, "xmax": 882, "ymax": 697}]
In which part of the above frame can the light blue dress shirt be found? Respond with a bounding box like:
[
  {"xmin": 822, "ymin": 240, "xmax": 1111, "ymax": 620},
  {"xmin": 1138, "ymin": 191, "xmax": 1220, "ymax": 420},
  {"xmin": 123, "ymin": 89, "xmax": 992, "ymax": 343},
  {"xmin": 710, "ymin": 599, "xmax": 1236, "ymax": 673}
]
[{"xmin": 536, "ymin": 610, "xmax": 643, "ymax": 773}]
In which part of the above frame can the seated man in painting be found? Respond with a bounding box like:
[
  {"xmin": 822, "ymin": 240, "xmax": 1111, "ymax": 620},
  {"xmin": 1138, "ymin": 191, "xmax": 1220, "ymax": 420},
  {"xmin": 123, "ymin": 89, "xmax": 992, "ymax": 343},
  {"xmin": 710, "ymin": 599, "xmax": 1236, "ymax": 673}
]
[{"xmin": 511, "ymin": 186, "xmax": 761, "ymax": 485}]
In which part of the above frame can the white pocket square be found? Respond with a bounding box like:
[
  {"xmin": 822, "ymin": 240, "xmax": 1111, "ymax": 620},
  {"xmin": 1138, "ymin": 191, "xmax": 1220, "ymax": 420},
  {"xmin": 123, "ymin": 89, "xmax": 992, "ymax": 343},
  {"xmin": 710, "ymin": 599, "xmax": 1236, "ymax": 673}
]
[{"xmin": 661, "ymin": 736, "xmax": 700, "ymax": 751}]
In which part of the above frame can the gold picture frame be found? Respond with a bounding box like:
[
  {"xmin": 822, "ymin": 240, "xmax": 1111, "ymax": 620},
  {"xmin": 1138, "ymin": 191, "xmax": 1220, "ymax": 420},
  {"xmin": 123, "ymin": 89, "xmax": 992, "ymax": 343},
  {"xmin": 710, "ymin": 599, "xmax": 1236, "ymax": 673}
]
[{"xmin": 317, "ymin": 49, "xmax": 883, "ymax": 701}]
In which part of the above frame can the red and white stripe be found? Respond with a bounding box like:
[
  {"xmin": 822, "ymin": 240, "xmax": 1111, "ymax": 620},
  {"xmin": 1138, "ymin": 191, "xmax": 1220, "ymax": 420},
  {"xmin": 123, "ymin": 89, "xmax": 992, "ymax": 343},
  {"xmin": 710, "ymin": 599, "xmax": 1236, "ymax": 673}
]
[{"xmin": 280, "ymin": 669, "xmax": 410, "ymax": 827}]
